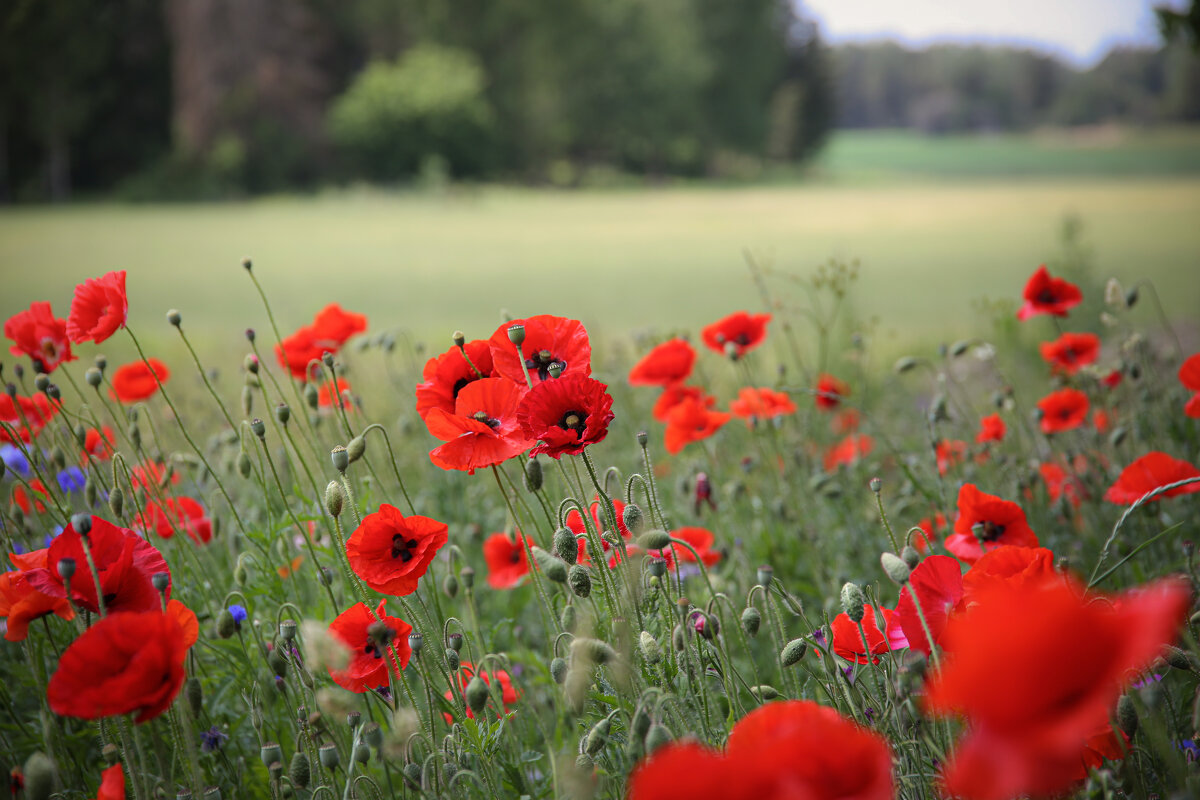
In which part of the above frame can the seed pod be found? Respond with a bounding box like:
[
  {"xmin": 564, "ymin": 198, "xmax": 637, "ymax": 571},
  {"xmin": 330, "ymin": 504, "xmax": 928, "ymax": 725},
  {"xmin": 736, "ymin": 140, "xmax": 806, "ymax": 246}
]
[
  {"xmin": 402, "ymin": 762, "xmax": 421, "ymax": 788},
  {"xmin": 86, "ymin": 367, "xmax": 103, "ymax": 387},
  {"xmin": 465, "ymin": 675, "xmax": 490, "ymax": 716},
  {"xmin": 523, "ymin": 457, "xmax": 543, "ymax": 492},
  {"xmin": 672, "ymin": 625, "xmax": 686, "ymax": 651},
  {"xmin": 331, "ymin": 446, "xmax": 349, "ymax": 473},
  {"xmin": 318, "ymin": 743, "xmax": 339, "ymax": 770},
  {"xmin": 353, "ymin": 743, "xmax": 371, "ymax": 764},
  {"xmin": 644, "ymin": 724, "xmax": 672, "ymax": 755},
  {"xmin": 290, "ymin": 752, "xmax": 310, "ymax": 788},
  {"xmin": 781, "ymin": 638, "xmax": 807, "ymax": 667},
  {"xmin": 531, "ymin": 547, "xmax": 568, "ymax": 583},
  {"xmin": 304, "ymin": 383, "xmax": 319, "ymax": 409},
  {"xmin": 840, "ymin": 583, "xmax": 866, "ymax": 621},
  {"xmin": 639, "ymin": 631, "xmax": 662, "ymax": 665},
  {"xmin": 741, "ymin": 606, "xmax": 761, "ymax": 637},
  {"xmin": 881, "ymin": 552, "xmax": 911, "ymax": 584},
  {"xmin": 261, "ymin": 742, "xmax": 283, "ymax": 768},
  {"xmin": 275, "ymin": 403, "xmax": 291, "ymax": 425},
  {"xmin": 447, "ymin": 632, "xmax": 463, "ymax": 652},
  {"xmin": 1165, "ymin": 645, "xmax": 1197, "ymax": 672},
  {"xmin": 553, "ymin": 527, "xmax": 578, "ymax": 564},
  {"xmin": 568, "ymin": 564, "xmax": 591, "ymax": 598},
  {"xmin": 756, "ymin": 565, "xmax": 773, "ymax": 587}
]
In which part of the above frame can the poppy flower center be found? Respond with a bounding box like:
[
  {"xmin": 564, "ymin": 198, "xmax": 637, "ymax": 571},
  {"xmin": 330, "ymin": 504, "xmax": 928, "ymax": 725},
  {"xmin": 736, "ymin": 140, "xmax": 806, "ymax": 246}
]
[
  {"xmin": 363, "ymin": 641, "xmax": 384, "ymax": 659},
  {"xmin": 1037, "ymin": 289, "xmax": 1057, "ymax": 304},
  {"xmin": 471, "ymin": 411, "xmax": 500, "ymax": 429},
  {"xmin": 975, "ymin": 520, "xmax": 1006, "ymax": 542},
  {"xmin": 526, "ymin": 350, "xmax": 565, "ymax": 381},
  {"xmin": 734, "ymin": 333, "xmax": 752, "ymax": 346},
  {"xmin": 558, "ymin": 410, "xmax": 587, "ymax": 434},
  {"xmin": 391, "ymin": 534, "xmax": 420, "ymax": 562},
  {"xmin": 40, "ymin": 338, "xmax": 58, "ymax": 360},
  {"xmin": 452, "ymin": 377, "xmax": 472, "ymax": 398},
  {"xmin": 509, "ymin": 548, "xmax": 522, "ymax": 564}
]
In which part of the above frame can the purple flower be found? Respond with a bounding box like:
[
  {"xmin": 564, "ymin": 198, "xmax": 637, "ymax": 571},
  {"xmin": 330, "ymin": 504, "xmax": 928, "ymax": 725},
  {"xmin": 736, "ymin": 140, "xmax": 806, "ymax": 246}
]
[{"xmin": 200, "ymin": 726, "xmax": 229, "ymax": 753}]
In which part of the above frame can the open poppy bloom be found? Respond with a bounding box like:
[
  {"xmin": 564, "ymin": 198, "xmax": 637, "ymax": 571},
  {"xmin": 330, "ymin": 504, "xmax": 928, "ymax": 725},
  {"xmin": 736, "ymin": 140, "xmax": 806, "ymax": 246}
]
[
  {"xmin": 5, "ymin": 301, "xmax": 75, "ymax": 373},
  {"xmin": 814, "ymin": 373, "xmax": 849, "ymax": 410},
  {"xmin": 565, "ymin": 496, "xmax": 632, "ymax": 564},
  {"xmin": 652, "ymin": 384, "xmax": 712, "ymax": 422},
  {"xmin": 700, "ymin": 311, "xmax": 771, "ymax": 358},
  {"xmin": 81, "ymin": 426, "xmax": 115, "ymax": 463},
  {"xmin": 317, "ymin": 376, "xmax": 353, "ymax": 409},
  {"xmin": 134, "ymin": 497, "xmax": 213, "ymax": 544},
  {"xmin": 924, "ymin": 575, "xmax": 1189, "ymax": 800},
  {"xmin": 667, "ymin": 527, "xmax": 722, "ymax": 567},
  {"xmin": 24, "ymin": 516, "xmax": 171, "ymax": 614},
  {"xmin": 1016, "ymin": 265, "xmax": 1082, "ymax": 321},
  {"xmin": 936, "ymin": 439, "xmax": 967, "ymax": 475},
  {"xmin": 483, "ymin": 532, "xmax": 531, "ymax": 589},
  {"xmin": 47, "ymin": 599, "xmax": 198, "ymax": 724},
  {"xmin": 628, "ymin": 700, "xmax": 894, "ymax": 800},
  {"xmin": 11, "ymin": 480, "xmax": 51, "ymax": 515},
  {"xmin": 327, "ymin": 600, "xmax": 412, "ymax": 693},
  {"xmin": 1039, "ymin": 461, "xmax": 1085, "ymax": 508},
  {"xmin": 91, "ymin": 764, "xmax": 125, "ymax": 800},
  {"xmin": 1036, "ymin": 388, "xmax": 1089, "ymax": 434},
  {"xmin": 1039, "ymin": 332, "xmax": 1100, "ymax": 375},
  {"xmin": 517, "ymin": 374, "xmax": 614, "ymax": 458},
  {"xmin": 345, "ymin": 504, "xmax": 448, "ymax": 596},
  {"xmin": 1103, "ymin": 451, "xmax": 1200, "ymax": 504},
  {"xmin": 426, "ymin": 378, "xmax": 533, "ymax": 474},
  {"xmin": 824, "ymin": 433, "xmax": 874, "ymax": 471},
  {"xmin": 442, "ymin": 660, "xmax": 521, "ymax": 724},
  {"xmin": 914, "ymin": 512, "xmax": 946, "ymax": 551},
  {"xmin": 275, "ymin": 303, "xmax": 367, "ymax": 378},
  {"xmin": 0, "ymin": 392, "xmax": 57, "ymax": 445},
  {"xmin": 729, "ymin": 387, "xmax": 796, "ymax": 423},
  {"xmin": 415, "ymin": 339, "xmax": 495, "ymax": 420},
  {"xmin": 664, "ymin": 396, "xmax": 731, "ymax": 455},
  {"xmin": 66, "ymin": 270, "xmax": 128, "ymax": 345},
  {"xmin": 976, "ymin": 413, "xmax": 1006, "ymax": 444},
  {"xmin": 489, "ymin": 314, "xmax": 591, "ymax": 385},
  {"xmin": 0, "ymin": 549, "xmax": 75, "ymax": 641},
  {"xmin": 129, "ymin": 459, "xmax": 179, "ymax": 491},
  {"xmin": 944, "ymin": 483, "xmax": 1038, "ymax": 564},
  {"xmin": 960, "ymin": 545, "xmax": 1058, "ymax": 605},
  {"xmin": 110, "ymin": 358, "xmax": 170, "ymax": 403},
  {"xmin": 895, "ymin": 555, "xmax": 964, "ymax": 656},
  {"xmin": 1179, "ymin": 353, "xmax": 1200, "ymax": 418},
  {"xmin": 831, "ymin": 604, "xmax": 907, "ymax": 664},
  {"xmin": 832, "ymin": 407, "xmax": 861, "ymax": 433},
  {"xmin": 628, "ymin": 338, "xmax": 696, "ymax": 387}
]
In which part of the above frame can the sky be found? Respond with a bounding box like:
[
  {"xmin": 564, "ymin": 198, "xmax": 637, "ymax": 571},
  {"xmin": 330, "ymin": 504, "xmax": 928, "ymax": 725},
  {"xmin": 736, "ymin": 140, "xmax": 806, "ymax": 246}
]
[{"xmin": 801, "ymin": 0, "xmax": 1188, "ymax": 66}]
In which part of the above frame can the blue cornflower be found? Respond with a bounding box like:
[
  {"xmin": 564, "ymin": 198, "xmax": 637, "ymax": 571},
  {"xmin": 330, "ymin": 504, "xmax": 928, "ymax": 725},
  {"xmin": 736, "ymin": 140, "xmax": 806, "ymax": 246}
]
[
  {"xmin": 1, "ymin": 445, "xmax": 30, "ymax": 477},
  {"xmin": 200, "ymin": 726, "xmax": 229, "ymax": 753},
  {"xmin": 228, "ymin": 604, "xmax": 248, "ymax": 629},
  {"xmin": 56, "ymin": 466, "xmax": 86, "ymax": 494}
]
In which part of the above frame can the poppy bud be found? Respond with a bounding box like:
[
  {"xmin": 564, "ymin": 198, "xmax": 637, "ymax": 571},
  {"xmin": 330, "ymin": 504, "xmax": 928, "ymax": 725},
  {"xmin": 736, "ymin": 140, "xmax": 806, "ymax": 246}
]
[
  {"xmin": 442, "ymin": 573, "xmax": 459, "ymax": 598},
  {"xmin": 85, "ymin": 367, "xmax": 103, "ymax": 387},
  {"xmin": 347, "ymin": 436, "xmax": 366, "ymax": 464},
  {"xmin": 575, "ymin": 753, "xmax": 593, "ymax": 771},
  {"xmin": 750, "ymin": 685, "xmax": 780, "ymax": 701},
  {"xmin": 261, "ymin": 742, "xmax": 283, "ymax": 768},
  {"xmin": 318, "ymin": 743, "xmax": 339, "ymax": 770},
  {"xmin": 901, "ymin": 546, "xmax": 920, "ymax": 570},
  {"xmin": 445, "ymin": 648, "xmax": 460, "ymax": 671},
  {"xmin": 184, "ymin": 676, "xmax": 203, "ymax": 717},
  {"xmin": 178, "ymin": 792, "xmax": 193, "ymax": 800},
  {"xmin": 72, "ymin": 513, "xmax": 92, "ymax": 536},
  {"xmin": 568, "ymin": 564, "xmax": 591, "ymax": 598},
  {"xmin": 639, "ymin": 631, "xmax": 662, "ymax": 664},
  {"xmin": 56, "ymin": 558, "xmax": 76, "ymax": 581},
  {"xmin": 645, "ymin": 724, "xmax": 672, "ymax": 755},
  {"xmin": 561, "ymin": 604, "xmax": 577, "ymax": 632},
  {"xmin": 451, "ymin": 330, "xmax": 466, "ymax": 349},
  {"xmin": 507, "ymin": 324, "xmax": 525, "ymax": 346},
  {"xmin": 550, "ymin": 657, "xmax": 568, "ymax": 684},
  {"xmin": 22, "ymin": 752, "xmax": 56, "ymax": 800},
  {"xmin": 881, "ymin": 552, "xmax": 911, "ymax": 584},
  {"xmin": 303, "ymin": 382, "xmax": 319, "ymax": 409},
  {"xmin": 402, "ymin": 761, "xmax": 421, "ymax": 788},
  {"xmin": 216, "ymin": 609, "xmax": 237, "ymax": 639},
  {"xmin": 289, "ymin": 752, "xmax": 310, "ymax": 788},
  {"xmin": 324, "ymin": 481, "xmax": 344, "ymax": 518},
  {"xmin": 465, "ymin": 675, "xmax": 490, "ymax": 716},
  {"xmin": 756, "ymin": 565, "xmax": 773, "ymax": 588},
  {"xmin": 84, "ymin": 476, "xmax": 98, "ymax": 508},
  {"xmin": 319, "ymin": 566, "xmax": 334, "ymax": 586},
  {"xmin": 672, "ymin": 625, "xmax": 686, "ymax": 651},
  {"xmin": 1116, "ymin": 694, "xmax": 1138, "ymax": 738},
  {"xmin": 636, "ymin": 430, "xmax": 648, "ymax": 447},
  {"xmin": 152, "ymin": 571, "xmax": 170, "ymax": 593},
  {"xmin": 523, "ymin": 457, "xmax": 543, "ymax": 492},
  {"xmin": 460, "ymin": 566, "xmax": 474, "ymax": 589},
  {"xmin": 1165, "ymin": 645, "xmax": 1197, "ymax": 672},
  {"xmin": 1125, "ymin": 286, "xmax": 1139, "ymax": 308},
  {"xmin": 444, "ymin": 632, "xmax": 463, "ymax": 652},
  {"xmin": 585, "ymin": 716, "xmax": 612, "ymax": 755},
  {"xmin": 637, "ymin": 530, "xmax": 671, "ymax": 552},
  {"xmin": 741, "ymin": 606, "xmax": 761, "ymax": 637},
  {"xmin": 841, "ymin": 583, "xmax": 865, "ymax": 621},
  {"xmin": 46, "ymin": 384, "xmax": 60, "ymax": 401},
  {"xmin": 532, "ymin": 547, "xmax": 568, "ymax": 583},
  {"xmin": 102, "ymin": 743, "xmax": 120, "ymax": 766},
  {"xmin": 929, "ymin": 393, "xmax": 948, "ymax": 423},
  {"xmin": 781, "ymin": 638, "xmax": 807, "ymax": 666},
  {"xmin": 1109, "ymin": 426, "xmax": 1127, "ymax": 447},
  {"xmin": 408, "ymin": 631, "xmax": 423, "ymax": 656},
  {"xmin": 553, "ymin": 527, "xmax": 578, "ymax": 564},
  {"xmin": 353, "ymin": 743, "xmax": 371, "ymax": 764},
  {"xmin": 893, "ymin": 356, "xmax": 918, "ymax": 374},
  {"xmin": 237, "ymin": 452, "xmax": 252, "ymax": 478},
  {"xmin": 572, "ymin": 637, "xmax": 618, "ymax": 665},
  {"xmin": 167, "ymin": 309, "xmax": 182, "ymax": 327}
]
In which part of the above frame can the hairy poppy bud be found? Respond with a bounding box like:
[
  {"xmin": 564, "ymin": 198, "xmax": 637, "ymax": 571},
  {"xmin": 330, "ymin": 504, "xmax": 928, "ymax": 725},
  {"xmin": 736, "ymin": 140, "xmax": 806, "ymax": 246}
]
[
  {"xmin": 750, "ymin": 685, "xmax": 780, "ymax": 701},
  {"xmin": 84, "ymin": 476, "xmax": 98, "ymax": 508},
  {"xmin": 585, "ymin": 716, "xmax": 612, "ymax": 755},
  {"xmin": 672, "ymin": 625, "xmax": 686, "ymax": 651},
  {"xmin": 318, "ymin": 743, "xmax": 339, "ymax": 770},
  {"xmin": 553, "ymin": 527, "xmax": 578, "ymax": 564},
  {"xmin": 216, "ymin": 609, "xmax": 237, "ymax": 639},
  {"xmin": 841, "ymin": 583, "xmax": 866, "ymax": 621},
  {"xmin": 645, "ymin": 724, "xmax": 672, "ymax": 755},
  {"xmin": 550, "ymin": 657, "xmax": 568, "ymax": 684},
  {"xmin": 465, "ymin": 675, "xmax": 490, "ymax": 716},
  {"xmin": 184, "ymin": 676, "xmax": 203, "ymax": 717},
  {"xmin": 347, "ymin": 436, "xmax": 366, "ymax": 464},
  {"xmin": 1165, "ymin": 645, "xmax": 1197, "ymax": 672},
  {"xmin": 572, "ymin": 637, "xmax": 618, "ymax": 665},
  {"xmin": 289, "ymin": 752, "xmax": 310, "ymax": 788},
  {"xmin": 445, "ymin": 648, "xmax": 460, "ymax": 671},
  {"xmin": 23, "ymin": 752, "xmax": 56, "ymax": 800},
  {"xmin": 532, "ymin": 547, "xmax": 568, "ymax": 583},
  {"xmin": 781, "ymin": 638, "xmax": 807, "ymax": 667},
  {"xmin": 639, "ymin": 631, "xmax": 662, "ymax": 664},
  {"xmin": 102, "ymin": 742, "xmax": 120, "ymax": 766},
  {"xmin": 637, "ymin": 529, "xmax": 670, "ymax": 551},
  {"xmin": 237, "ymin": 452, "xmax": 252, "ymax": 478},
  {"xmin": 304, "ymin": 383, "xmax": 319, "ymax": 410},
  {"xmin": 1116, "ymin": 694, "xmax": 1138, "ymax": 738},
  {"xmin": 268, "ymin": 647, "xmax": 288, "ymax": 678},
  {"xmin": 568, "ymin": 564, "xmax": 591, "ymax": 598},
  {"xmin": 881, "ymin": 552, "xmax": 911, "ymax": 584},
  {"xmin": 524, "ymin": 457, "xmax": 543, "ymax": 492},
  {"xmin": 261, "ymin": 742, "xmax": 283, "ymax": 768},
  {"xmin": 324, "ymin": 481, "xmax": 344, "ymax": 518},
  {"xmin": 442, "ymin": 573, "xmax": 459, "ymax": 598},
  {"xmin": 460, "ymin": 566, "xmax": 474, "ymax": 589},
  {"xmin": 167, "ymin": 309, "xmax": 182, "ymax": 327},
  {"xmin": 741, "ymin": 606, "xmax": 761, "ymax": 637},
  {"xmin": 561, "ymin": 604, "xmax": 577, "ymax": 632},
  {"xmin": 507, "ymin": 324, "xmax": 525, "ymax": 346},
  {"xmin": 901, "ymin": 546, "xmax": 920, "ymax": 570}
]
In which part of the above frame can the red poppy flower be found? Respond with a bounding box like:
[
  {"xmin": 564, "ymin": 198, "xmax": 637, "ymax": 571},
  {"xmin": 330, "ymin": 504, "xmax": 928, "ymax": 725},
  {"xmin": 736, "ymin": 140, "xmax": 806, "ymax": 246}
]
[
  {"xmin": 831, "ymin": 604, "xmax": 907, "ymax": 664},
  {"xmin": 944, "ymin": 483, "xmax": 1038, "ymax": 564},
  {"xmin": 426, "ymin": 378, "xmax": 533, "ymax": 474},
  {"xmin": 133, "ymin": 497, "xmax": 212, "ymax": 544},
  {"xmin": 11, "ymin": 480, "xmax": 51, "ymax": 515},
  {"xmin": 1092, "ymin": 408, "xmax": 1111, "ymax": 433},
  {"xmin": 1103, "ymin": 451, "xmax": 1200, "ymax": 504},
  {"xmin": 0, "ymin": 549, "xmax": 75, "ymax": 641},
  {"xmin": 729, "ymin": 387, "xmax": 797, "ymax": 423},
  {"xmin": 274, "ymin": 303, "xmax": 367, "ymax": 379},
  {"xmin": 565, "ymin": 496, "xmax": 631, "ymax": 565},
  {"xmin": 1039, "ymin": 462, "xmax": 1085, "ymax": 508},
  {"xmin": 1016, "ymin": 264, "xmax": 1082, "ymax": 321},
  {"xmin": 667, "ymin": 527, "xmax": 721, "ymax": 567},
  {"xmin": 976, "ymin": 413, "xmax": 1006, "ymax": 444},
  {"xmin": 489, "ymin": 314, "xmax": 591, "ymax": 385},
  {"xmin": 925, "ymin": 576, "xmax": 1189, "ymax": 800},
  {"xmin": 312, "ymin": 303, "xmax": 367, "ymax": 344},
  {"xmin": 327, "ymin": 600, "xmax": 412, "ymax": 693},
  {"xmin": 483, "ymin": 532, "xmax": 531, "ymax": 589},
  {"xmin": 81, "ymin": 426, "xmax": 115, "ymax": 463},
  {"xmin": 664, "ymin": 396, "xmax": 731, "ymax": 455},
  {"xmin": 823, "ymin": 433, "xmax": 874, "ymax": 471},
  {"xmin": 345, "ymin": 504, "xmax": 448, "ymax": 596},
  {"xmin": 110, "ymin": 358, "xmax": 170, "ymax": 403},
  {"xmin": 24, "ymin": 516, "xmax": 170, "ymax": 614},
  {"xmin": 1036, "ymin": 388, "xmax": 1089, "ymax": 434},
  {"xmin": 415, "ymin": 340, "xmax": 495, "ymax": 420},
  {"xmin": 1039, "ymin": 332, "xmax": 1100, "ymax": 375},
  {"xmin": 1179, "ymin": 353, "xmax": 1200, "ymax": 418},
  {"xmin": 814, "ymin": 373, "xmax": 849, "ymax": 411},
  {"xmin": 442, "ymin": 660, "xmax": 521, "ymax": 724},
  {"xmin": 700, "ymin": 311, "xmax": 771, "ymax": 358},
  {"xmin": 629, "ymin": 700, "xmax": 893, "ymax": 800},
  {"xmin": 317, "ymin": 377, "xmax": 353, "ymax": 409},
  {"xmin": 936, "ymin": 439, "xmax": 967, "ymax": 475},
  {"xmin": 517, "ymin": 374, "xmax": 614, "ymax": 458},
  {"xmin": 961, "ymin": 545, "xmax": 1058, "ymax": 604},
  {"xmin": 47, "ymin": 599, "xmax": 198, "ymax": 724},
  {"xmin": 652, "ymin": 384, "xmax": 711, "ymax": 422},
  {"xmin": 629, "ymin": 339, "xmax": 696, "ymax": 387},
  {"xmin": 67, "ymin": 270, "xmax": 128, "ymax": 345},
  {"xmin": 129, "ymin": 459, "xmax": 179, "ymax": 492},
  {"xmin": 1102, "ymin": 369, "xmax": 1123, "ymax": 389},
  {"xmin": 895, "ymin": 555, "xmax": 964, "ymax": 656},
  {"xmin": 0, "ymin": 392, "xmax": 57, "ymax": 444},
  {"xmin": 91, "ymin": 764, "xmax": 125, "ymax": 800},
  {"xmin": 5, "ymin": 301, "xmax": 75, "ymax": 374},
  {"xmin": 914, "ymin": 512, "xmax": 946, "ymax": 552},
  {"xmin": 832, "ymin": 407, "xmax": 861, "ymax": 433}
]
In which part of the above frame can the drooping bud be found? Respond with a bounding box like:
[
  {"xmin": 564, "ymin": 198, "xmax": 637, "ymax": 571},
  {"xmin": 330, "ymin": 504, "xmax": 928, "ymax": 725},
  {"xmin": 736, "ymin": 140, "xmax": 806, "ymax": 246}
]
[
  {"xmin": 622, "ymin": 503, "xmax": 645, "ymax": 535},
  {"xmin": 639, "ymin": 631, "xmax": 662, "ymax": 664},
  {"xmin": 465, "ymin": 675, "xmax": 490, "ymax": 716},
  {"xmin": 23, "ymin": 752, "xmax": 57, "ymax": 800},
  {"xmin": 584, "ymin": 716, "xmax": 612, "ymax": 755},
  {"xmin": 290, "ymin": 752, "xmax": 310, "ymax": 788},
  {"xmin": 445, "ymin": 649, "xmax": 460, "ymax": 671},
  {"xmin": 560, "ymin": 604, "xmax": 577, "ymax": 632},
  {"xmin": 304, "ymin": 383, "xmax": 319, "ymax": 409},
  {"xmin": 1116, "ymin": 694, "xmax": 1138, "ymax": 738},
  {"xmin": 550, "ymin": 657, "xmax": 568, "ymax": 684},
  {"xmin": 894, "ymin": 356, "xmax": 919, "ymax": 374},
  {"xmin": 553, "ymin": 527, "xmax": 578, "ymax": 564},
  {"xmin": 531, "ymin": 547, "xmax": 568, "ymax": 583},
  {"xmin": 460, "ymin": 566, "xmax": 474, "ymax": 589},
  {"xmin": 881, "ymin": 552, "xmax": 911, "ymax": 584},
  {"xmin": 571, "ymin": 637, "xmax": 618, "ymax": 665},
  {"xmin": 523, "ymin": 457, "xmax": 543, "ymax": 492},
  {"xmin": 1164, "ymin": 645, "xmax": 1197, "ymax": 672},
  {"xmin": 324, "ymin": 481, "xmax": 345, "ymax": 518},
  {"xmin": 841, "ymin": 583, "xmax": 866, "ymax": 621},
  {"xmin": 185, "ymin": 677, "xmax": 203, "ymax": 717},
  {"xmin": 347, "ymin": 436, "xmax": 366, "ymax": 464},
  {"xmin": 568, "ymin": 564, "xmax": 592, "ymax": 598},
  {"xmin": 781, "ymin": 638, "xmax": 807, "ymax": 667},
  {"xmin": 644, "ymin": 724, "xmax": 672, "ymax": 755},
  {"xmin": 268, "ymin": 646, "xmax": 288, "ymax": 678},
  {"xmin": 741, "ymin": 606, "xmax": 761, "ymax": 637},
  {"xmin": 237, "ymin": 452, "xmax": 252, "ymax": 478},
  {"xmin": 901, "ymin": 545, "xmax": 920, "ymax": 570},
  {"xmin": 749, "ymin": 685, "xmax": 780, "ymax": 701},
  {"xmin": 637, "ymin": 529, "xmax": 671, "ymax": 551},
  {"xmin": 216, "ymin": 609, "xmax": 237, "ymax": 639},
  {"xmin": 442, "ymin": 573, "xmax": 459, "ymax": 598}
]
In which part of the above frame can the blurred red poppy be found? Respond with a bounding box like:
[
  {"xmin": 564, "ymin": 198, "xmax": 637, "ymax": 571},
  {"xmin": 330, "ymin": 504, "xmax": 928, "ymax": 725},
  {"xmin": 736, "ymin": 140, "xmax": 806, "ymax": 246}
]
[
  {"xmin": 426, "ymin": 378, "xmax": 533, "ymax": 474},
  {"xmin": 936, "ymin": 439, "xmax": 967, "ymax": 475},
  {"xmin": 5, "ymin": 301, "xmax": 75, "ymax": 373},
  {"xmin": 944, "ymin": 483, "xmax": 1038, "ymax": 564},
  {"xmin": 832, "ymin": 407, "xmax": 861, "ymax": 433},
  {"xmin": 517, "ymin": 374, "xmax": 614, "ymax": 458},
  {"xmin": 628, "ymin": 338, "xmax": 695, "ymax": 387},
  {"xmin": 700, "ymin": 311, "xmax": 771, "ymax": 358},
  {"xmin": 895, "ymin": 555, "xmax": 963, "ymax": 656},
  {"xmin": 1103, "ymin": 451, "xmax": 1200, "ymax": 504},
  {"xmin": 67, "ymin": 270, "xmax": 128, "ymax": 345},
  {"xmin": 1036, "ymin": 388, "xmax": 1089, "ymax": 434},
  {"xmin": 831, "ymin": 604, "xmax": 906, "ymax": 664},
  {"xmin": 652, "ymin": 384, "xmax": 712, "ymax": 422},
  {"xmin": 489, "ymin": 314, "xmax": 591, "ymax": 385},
  {"xmin": 729, "ymin": 387, "xmax": 796, "ymax": 422},
  {"xmin": 134, "ymin": 497, "xmax": 213, "ymax": 544},
  {"xmin": 81, "ymin": 426, "xmax": 115, "ymax": 463},
  {"xmin": 1016, "ymin": 264, "xmax": 1082, "ymax": 321},
  {"xmin": 327, "ymin": 600, "xmax": 412, "ymax": 693},
  {"xmin": 346, "ymin": 504, "xmax": 447, "ymax": 596},
  {"xmin": 110, "ymin": 358, "xmax": 170, "ymax": 403},
  {"xmin": 442, "ymin": 660, "xmax": 521, "ymax": 724},
  {"xmin": 483, "ymin": 532, "xmax": 531, "ymax": 589},
  {"xmin": 91, "ymin": 763, "xmax": 125, "ymax": 800},
  {"xmin": 960, "ymin": 545, "xmax": 1058, "ymax": 605},
  {"xmin": 317, "ymin": 376, "xmax": 353, "ymax": 409},
  {"xmin": 814, "ymin": 373, "xmax": 849, "ymax": 410},
  {"xmin": 664, "ymin": 396, "xmax": 731, "ymax": 455},
  {"xmin": 668, "ymin": 527, "xmax": 721, "ymax": 566},
  {"xmin": 47, "ymin": 599, "xmax": 198, "ymax": 723},
  {"xmin": 975, "ymin": 413, "xmax": 1006, "ymax": 444},
  {"xmin": 415, "ymin": 339, "xmax": 495, "ymax": 420},
  {"xmin": 274, "ymin": 303, "xmax": 367, "ymax": 378},
  {"xmin": 0, "ymin": 548, "xmax": 74, "ymax": 641},
  {"xmin": 1039, "ymin": 462, "xmax": 1085, "ymax": 508},
  {"xmin": 0, "ymin": 392, "xmax": 57, "ymax": 445},
  {"xmin": 824, "ymin": 433, "xmax": 874, "ymax": 471},
  {"xmin": 1179, "ymin": 353, "xmax": 1200, "ymax": 418},
  {"xmin": 1039, "ymin": 332, "xmax": 1100, "ymax": 375}
]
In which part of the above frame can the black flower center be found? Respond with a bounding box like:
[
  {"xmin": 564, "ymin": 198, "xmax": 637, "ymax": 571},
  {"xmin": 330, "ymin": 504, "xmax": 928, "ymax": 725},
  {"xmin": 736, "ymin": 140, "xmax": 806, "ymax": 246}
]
[
  {"xmin": 452, "ymin": 376, "xmax": 472, "ymax": 398},
  {"xmin": 976, "ymin": 520, "xmax": 1006, "ymax": 542},
  {"xmin": 363, "ymin": 642, "xmax": 383, "ymax": 659},
  {"xmin": 472, "ymin": 411, "xmax": 500, "ymax": 429},
  {"xmin": 558, "ymin": 410, "xmax": 588, "ymax": 435},
  {"xmin": 1038, "ymin": 289, "xmax": 1057, "ymax": 304},
  {"xmin": 734, "ymin": 333, "xmax": 751, "ymax": 346},
  {"xmin": 525, "ymin": 349, "xmax": 565, "ymax": 381},
  {"xmin": 509, "ymin": 548, "xmax": 522, "ymax": 564},
  {"xmin": 391, "ymin": 534, "xmax": 420, "ymax": 562}
]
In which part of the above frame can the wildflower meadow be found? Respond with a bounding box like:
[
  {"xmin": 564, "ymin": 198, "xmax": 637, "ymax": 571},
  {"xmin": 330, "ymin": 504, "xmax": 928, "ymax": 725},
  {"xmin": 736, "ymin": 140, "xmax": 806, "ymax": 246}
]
[{"xmin": 2, "ymin": 256, "xmax": 1199, "ymax": 800}]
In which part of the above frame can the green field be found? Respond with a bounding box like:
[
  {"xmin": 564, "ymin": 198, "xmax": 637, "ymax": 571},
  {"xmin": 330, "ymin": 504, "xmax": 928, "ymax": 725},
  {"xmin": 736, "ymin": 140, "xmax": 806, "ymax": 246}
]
[{"xmin": 1, "ymin": 131, "xmax": 1198, "ymax": 356}]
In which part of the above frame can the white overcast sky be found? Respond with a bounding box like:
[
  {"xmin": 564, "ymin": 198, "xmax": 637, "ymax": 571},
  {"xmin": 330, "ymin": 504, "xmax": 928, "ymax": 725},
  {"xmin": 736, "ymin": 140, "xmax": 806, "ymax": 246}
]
[{"xmin": 801, "ymin": 0, "xmax": 1188, "ymax": 65}]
